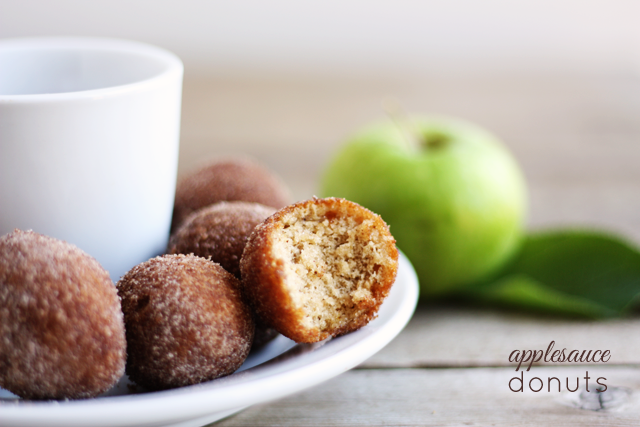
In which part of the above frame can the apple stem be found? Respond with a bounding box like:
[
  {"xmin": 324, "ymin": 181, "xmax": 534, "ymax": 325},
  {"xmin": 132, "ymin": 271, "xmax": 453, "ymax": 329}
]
[{"xmin": 383, "ymin": 99, "xmax": 421, "ymax": 153}]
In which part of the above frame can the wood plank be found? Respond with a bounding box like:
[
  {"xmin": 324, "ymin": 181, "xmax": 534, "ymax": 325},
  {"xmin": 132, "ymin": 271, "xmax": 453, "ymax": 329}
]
[
  {"xmin": 216, "ymin": 367, "xmax": 640, "ymax": 426},
  {"xmin": 361, "ymin": 306, "xmax": 640, "ymax": 368}
]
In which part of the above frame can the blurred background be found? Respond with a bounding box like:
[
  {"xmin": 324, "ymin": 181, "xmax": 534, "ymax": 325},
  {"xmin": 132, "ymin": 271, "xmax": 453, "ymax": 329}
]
[{"xmin": 3, "ymin": 0, "xmax": 640, "ymax": 240}]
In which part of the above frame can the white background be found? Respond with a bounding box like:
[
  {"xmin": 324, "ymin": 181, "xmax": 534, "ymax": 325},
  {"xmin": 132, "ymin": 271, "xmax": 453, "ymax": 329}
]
[{"xmin": 2, "ymin": 0, "xmax": 640, "ymax": 77}]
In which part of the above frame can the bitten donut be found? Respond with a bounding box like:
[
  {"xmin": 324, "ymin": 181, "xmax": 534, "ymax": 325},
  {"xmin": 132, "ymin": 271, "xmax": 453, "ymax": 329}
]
[
  {"xmin": 0, "ymin": 229, "xmax": 126, "ymax": 400},
  {"xmin": 240, "ymin": 197, "xmax": 399, "ymax": 343},
  {"xmin": 117, "ymin": 254, "xmax": 254, "ymax": 391},
  {"xmin": 167, "ymin": 201, "xmax": 279, "ymax": 351},
  {"xmin": 171, "ymin": 157, "xmax": 292, "ymax": 231}
]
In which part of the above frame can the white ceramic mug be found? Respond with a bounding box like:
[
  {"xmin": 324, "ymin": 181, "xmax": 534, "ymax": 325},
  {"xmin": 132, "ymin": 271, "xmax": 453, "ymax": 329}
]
[{"xmin": 0, "ymin": 37, "xmax": 183, "ymax": 281}]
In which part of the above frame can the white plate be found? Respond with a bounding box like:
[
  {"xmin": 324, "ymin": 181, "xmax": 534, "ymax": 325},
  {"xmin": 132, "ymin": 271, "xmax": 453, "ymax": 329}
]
[{"xmin": 0, "ymin": 252, "xmax": 419, "ymax": 427}]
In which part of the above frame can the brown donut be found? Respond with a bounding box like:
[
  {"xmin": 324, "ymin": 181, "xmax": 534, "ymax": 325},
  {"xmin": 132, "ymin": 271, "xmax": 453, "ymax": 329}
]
[
  {"xmin": 117, "ymin": 254, "xmax": 254, "ymax": 391},
  {"xmin": 171, "ymin": 157, "xmax": 292, "ymax": 232},
  {"xmin": 0, "ymin": 229, "xmax": 126, "ymax": 400},
  {"xmin": 167, "ymin": 202, "xmax": 279, "ymax": 351},
  {"xmin": 168, "ymin": 201, "xmax": 276, "ymax": 279},
  {"xmin": 240, "ymin": 197, "xmax": 399, "ymax": 343}
]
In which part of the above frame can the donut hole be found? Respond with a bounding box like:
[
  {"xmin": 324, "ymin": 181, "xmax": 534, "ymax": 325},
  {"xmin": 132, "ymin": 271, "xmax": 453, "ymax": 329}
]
[{"xmin": 271, "ymin": 202, "xmax": 394, "ymax": 334}]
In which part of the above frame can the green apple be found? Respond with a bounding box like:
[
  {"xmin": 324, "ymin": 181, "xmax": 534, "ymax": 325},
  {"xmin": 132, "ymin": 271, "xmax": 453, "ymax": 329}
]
[{"xmin": 320, "ymin": 116, "xmax": 527, "ymax": 298}]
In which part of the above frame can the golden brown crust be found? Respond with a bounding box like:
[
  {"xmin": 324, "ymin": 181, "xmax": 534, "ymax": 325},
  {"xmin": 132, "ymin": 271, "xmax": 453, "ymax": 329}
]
[
  {"xmin": 171, "ymin": 157, "xmax": 292, "ymax": 232},
  {"xmin": 167, "ymin": 201, "xmax": 276, "ymax": 279},
  {"xmin": 0, "ymin": 229, "xmax": 126, "ymax": 400},
  {"xmin": 117, "ymin": 254, "xmax": 254, "ymax": 391},
  {"xmin": 240, "ymin": 197, "xmax": 398, "ymax": 343},
  {"xmin": 242, "ymin": 234, "xmax": 303, "ymax": 338}
]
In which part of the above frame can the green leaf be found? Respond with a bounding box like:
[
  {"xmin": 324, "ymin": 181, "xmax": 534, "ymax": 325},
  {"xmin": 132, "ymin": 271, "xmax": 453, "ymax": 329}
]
[{"xmin": 467, "ymin": 230, "xmax": 640, "ymax": 318}]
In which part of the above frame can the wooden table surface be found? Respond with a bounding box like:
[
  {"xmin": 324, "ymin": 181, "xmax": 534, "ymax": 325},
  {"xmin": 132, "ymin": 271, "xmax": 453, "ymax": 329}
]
[{"xmin": 178, "ymin": 69, "xmax": 640, "ymax": 426}]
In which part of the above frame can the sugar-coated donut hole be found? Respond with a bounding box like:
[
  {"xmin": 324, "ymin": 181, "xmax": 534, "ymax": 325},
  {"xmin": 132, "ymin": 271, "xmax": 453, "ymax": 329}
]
[
  {"xmin": 171, "ymin": 157, "xmax": 292, "ymax": 232},
  {"xmin": 117, "ymin": 254, "xmax": 254, "ymax": 391},
  {"xmin": 0, "ymin": 229, "xmax": 126, "ymax": 400},
  {"xmin": 168, "ymin": 201, "xmax": 276, "ymax": 279}
]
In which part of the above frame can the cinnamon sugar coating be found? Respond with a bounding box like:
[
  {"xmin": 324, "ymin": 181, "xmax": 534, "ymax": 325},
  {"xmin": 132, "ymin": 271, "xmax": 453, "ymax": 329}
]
[
  {"xmin": 240, "ymin": 197, "xmax": 399, "ymax": 343},
  {"xmin": 0, "ymin": 229, "xmax": 126, "ymax": 400},
  {"xmin": 167, "ymin": 202, "xmax": 279, "ymax": 351},
  {"xmin": 171, "ymin": 157, "xmax": 291, "ymax": 232},
  {"xmin": 168, "ymin": 202, "xmax": 276, "ymax": 279},
  {"xmin": 117, "ymin": 255, "xmax": 254, "ymax": 391}
]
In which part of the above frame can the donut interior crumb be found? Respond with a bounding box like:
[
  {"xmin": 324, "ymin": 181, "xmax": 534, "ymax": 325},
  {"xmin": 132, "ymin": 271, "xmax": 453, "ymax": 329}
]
[{"xmin": 271, "ymin": 202, "xmax": 395, "ymax": 333}]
